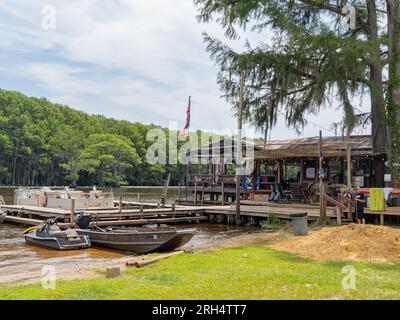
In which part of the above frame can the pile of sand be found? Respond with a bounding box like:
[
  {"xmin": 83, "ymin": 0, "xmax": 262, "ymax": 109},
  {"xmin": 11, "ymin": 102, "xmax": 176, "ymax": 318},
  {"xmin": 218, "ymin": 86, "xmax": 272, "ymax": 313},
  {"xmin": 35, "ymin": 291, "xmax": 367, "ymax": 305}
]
[{"xmin": 272, "ymin": 224, "xmax": 400, "ymax": 263}]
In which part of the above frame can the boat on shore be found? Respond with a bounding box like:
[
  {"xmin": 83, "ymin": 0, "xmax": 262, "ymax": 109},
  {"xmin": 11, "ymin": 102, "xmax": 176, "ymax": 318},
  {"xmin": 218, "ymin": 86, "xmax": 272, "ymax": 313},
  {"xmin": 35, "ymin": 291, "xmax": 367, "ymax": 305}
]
[
  {"xmin": 75, "ymin": 212, "xmax": 194, "ymax": 253},
  {"xmin": 23, "ymin": 219, "xmax": 91, "ymax": 251},
  {"xmin": 75, "ymin": 227, "xmax": 194, "ymax": 254}
]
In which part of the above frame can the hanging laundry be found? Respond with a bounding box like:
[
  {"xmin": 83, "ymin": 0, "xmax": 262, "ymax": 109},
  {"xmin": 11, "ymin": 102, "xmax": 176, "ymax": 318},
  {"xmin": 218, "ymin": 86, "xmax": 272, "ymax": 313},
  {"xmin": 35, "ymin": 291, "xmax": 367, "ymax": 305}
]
[{"xmin": 369, "ymin": 188, "xmax": 385, "ymax": 212}]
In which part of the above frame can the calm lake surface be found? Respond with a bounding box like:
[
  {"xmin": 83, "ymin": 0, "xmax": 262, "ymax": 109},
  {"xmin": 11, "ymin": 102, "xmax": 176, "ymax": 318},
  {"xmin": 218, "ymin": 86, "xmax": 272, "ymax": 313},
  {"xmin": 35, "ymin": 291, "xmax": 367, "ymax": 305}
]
[{"xmin": 0, "ymin": 186, "xmax": 260, "ymax": 282}]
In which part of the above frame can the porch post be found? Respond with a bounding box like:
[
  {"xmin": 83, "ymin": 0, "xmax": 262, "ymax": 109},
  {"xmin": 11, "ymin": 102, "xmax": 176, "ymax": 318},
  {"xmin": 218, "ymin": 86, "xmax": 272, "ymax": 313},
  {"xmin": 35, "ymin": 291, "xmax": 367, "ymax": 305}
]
[
  {"xmin": 347, "ymin": 142, "xmax": 352, "ymax": 188},
  {"xmin": 319, "ymin": 130, "xmax": 325, "ymax": 221}
]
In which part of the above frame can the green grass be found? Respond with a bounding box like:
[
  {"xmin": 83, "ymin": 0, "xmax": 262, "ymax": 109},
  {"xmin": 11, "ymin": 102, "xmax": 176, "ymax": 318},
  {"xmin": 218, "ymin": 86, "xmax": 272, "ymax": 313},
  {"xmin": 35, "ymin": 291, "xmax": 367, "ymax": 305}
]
[{"xmin": 1, "ymin": 246, "xmax": 399, "ymax": 300}]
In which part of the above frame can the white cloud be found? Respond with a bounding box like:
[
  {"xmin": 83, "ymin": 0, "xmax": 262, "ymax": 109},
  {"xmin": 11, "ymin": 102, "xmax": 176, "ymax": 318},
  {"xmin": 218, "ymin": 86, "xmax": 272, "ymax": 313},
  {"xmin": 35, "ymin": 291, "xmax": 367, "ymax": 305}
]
[{"xmin": 0, "ymin": 0, "xmax": 370, "ymax": 139}]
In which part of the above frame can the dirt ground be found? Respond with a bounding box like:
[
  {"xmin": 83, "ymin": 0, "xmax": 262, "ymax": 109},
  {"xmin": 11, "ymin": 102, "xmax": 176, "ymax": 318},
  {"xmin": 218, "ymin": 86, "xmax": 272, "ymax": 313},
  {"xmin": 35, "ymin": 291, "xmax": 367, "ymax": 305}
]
[{"xmin": 273, "ymin": 224, "xmax": 400, "ymax": 263}]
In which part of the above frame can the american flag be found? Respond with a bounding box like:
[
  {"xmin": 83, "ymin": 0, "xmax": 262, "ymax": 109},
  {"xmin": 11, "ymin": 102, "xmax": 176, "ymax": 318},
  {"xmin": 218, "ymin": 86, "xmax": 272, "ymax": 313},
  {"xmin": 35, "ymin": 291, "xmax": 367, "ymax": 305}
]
[{"xmin": 179, "ymin": 96, "xmax": 191, "ymax": 138}]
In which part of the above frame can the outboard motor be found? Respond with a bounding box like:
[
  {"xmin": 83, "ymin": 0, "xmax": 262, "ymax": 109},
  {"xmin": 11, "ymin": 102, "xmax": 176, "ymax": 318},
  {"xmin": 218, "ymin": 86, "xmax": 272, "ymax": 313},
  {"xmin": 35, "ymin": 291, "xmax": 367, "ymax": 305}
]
[{"xmin": 75, "ymin": 211, "xmax": 91, "ymax": 229}]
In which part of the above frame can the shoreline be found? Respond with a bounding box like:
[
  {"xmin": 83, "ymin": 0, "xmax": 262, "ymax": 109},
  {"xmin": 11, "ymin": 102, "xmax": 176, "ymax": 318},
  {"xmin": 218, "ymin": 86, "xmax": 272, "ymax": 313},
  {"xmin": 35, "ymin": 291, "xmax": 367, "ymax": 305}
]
[{"xmin": 0, "ymin": 229, "xmax": 289, "ymax": 286}]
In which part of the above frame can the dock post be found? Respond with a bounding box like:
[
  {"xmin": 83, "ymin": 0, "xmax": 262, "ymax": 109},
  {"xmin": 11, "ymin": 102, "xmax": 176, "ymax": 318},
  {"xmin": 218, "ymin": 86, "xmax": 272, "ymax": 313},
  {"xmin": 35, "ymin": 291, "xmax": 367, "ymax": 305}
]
[
  {"xmin": 318, "ymin": 130, "xmax": 325, "ymax": 222},
  {"xmin": 137, "ymin": 193, "xmax": 141, "ymax": 203},
  {"xmin": 336, "ymin": 207, "xmax": 342, "ymax": 225},
  {"xmin": 70, "ymin": 198, "xmax": 76, "ymax": 227},
  {"xmin": 221, "ymin": 181, "xmax": 225, "ymax": 206},
  {"xmin": 139, "ymin": 204, "xmax": 144, "ymax": 219},
  {"xmin": 201, "ymin": 183, "xmax": 205, "ymax": 205},
  {"xmin": 194, "ymin": 181, "xmax": 197, "ymax": 205},
  {"xmin": 178, "ymin": 183, "xmax": 182, "ymax": 203},
  {"xmin": 118, "ymin": 195, "xmax": 122, "ymax": 214}
]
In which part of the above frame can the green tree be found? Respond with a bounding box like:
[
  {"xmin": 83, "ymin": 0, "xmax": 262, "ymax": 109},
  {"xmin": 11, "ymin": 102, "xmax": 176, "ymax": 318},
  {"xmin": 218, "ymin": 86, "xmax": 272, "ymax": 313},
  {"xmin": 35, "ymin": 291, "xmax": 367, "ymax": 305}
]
[
  {"xmin": 50, "ymin": 126, "xmax": 86, "ymax": 187},
  {"xmin": 194, "ymin": 0, "xmax": 398, "ymax": 185},
  {"xmin": 80, "ymin": 134, "xmax": 141, "ymax": 186}
]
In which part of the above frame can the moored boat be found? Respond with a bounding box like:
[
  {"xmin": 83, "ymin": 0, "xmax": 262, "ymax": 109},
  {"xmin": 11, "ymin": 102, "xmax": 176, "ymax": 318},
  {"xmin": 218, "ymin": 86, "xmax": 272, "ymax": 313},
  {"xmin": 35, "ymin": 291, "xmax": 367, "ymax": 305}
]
[
  {"xmin": 75, "ymin": 212, "xmax": 194, "ymax": 253},
  {"xmin": 23, "ymin": 219, "xmax": 91, "ymax": 251},
  {"xmin": 75, "ymin": 227, "xmax": 194, "ymax": 254}
]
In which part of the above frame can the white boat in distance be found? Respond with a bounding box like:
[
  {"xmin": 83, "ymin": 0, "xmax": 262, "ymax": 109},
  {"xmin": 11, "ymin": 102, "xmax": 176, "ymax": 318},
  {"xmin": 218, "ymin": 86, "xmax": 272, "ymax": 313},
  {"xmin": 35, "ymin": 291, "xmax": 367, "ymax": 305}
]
[{"xmin": 14, "ymin": 187, "xmax": 114, "ymax": 210}]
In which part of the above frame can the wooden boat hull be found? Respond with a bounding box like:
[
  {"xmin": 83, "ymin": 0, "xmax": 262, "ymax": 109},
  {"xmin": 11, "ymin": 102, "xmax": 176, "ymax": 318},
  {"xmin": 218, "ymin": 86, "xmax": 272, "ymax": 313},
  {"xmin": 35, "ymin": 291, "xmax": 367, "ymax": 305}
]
[
  {"xmin": 76, "ymin": 228, "xmax": 194, "ymax": 254},
  {"xmin": 24, "ymin": 232, "xmax": 91, "ymax": 251}
]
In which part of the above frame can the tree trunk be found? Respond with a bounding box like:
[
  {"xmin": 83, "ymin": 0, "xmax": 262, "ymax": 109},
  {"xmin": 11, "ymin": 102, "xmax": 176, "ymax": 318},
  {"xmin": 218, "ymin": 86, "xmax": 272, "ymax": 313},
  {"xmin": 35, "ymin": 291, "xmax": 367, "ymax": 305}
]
[
  {"xmin": 387, "ymin": 0, "xmax": 400, "ymax": 187},
  {"xmin": 368, "ymin": 0, "xmax": 388, "ymax": 187},
  {"xmin": 12, "ymin": 154, "xmax": 18, "ymax": 186}
]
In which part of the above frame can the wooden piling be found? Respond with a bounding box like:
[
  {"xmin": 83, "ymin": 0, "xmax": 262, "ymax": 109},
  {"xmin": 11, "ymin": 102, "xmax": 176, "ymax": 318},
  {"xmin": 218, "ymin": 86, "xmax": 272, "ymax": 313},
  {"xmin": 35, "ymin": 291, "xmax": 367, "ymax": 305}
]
[
  {"xmin": 178, "ymin": 183, "xmax": 182, "ymax": 203},
  {"xmin": 221, "ymin": 181, "xmax": 225, "ymax": 206},
  {"xmin": 70, "ymin": 198, "xmax": 75, "ymax": 227},
  {"xmin": 201, "ymin": 183, "xmax": 205, "ymax": 205},
  {"xmin": 194, "ymin": 181, "xmax": 197, "ymax": 205},
  {"xmin": 336, "ymin": 207, "xmax": 342, "ymax": 225}
]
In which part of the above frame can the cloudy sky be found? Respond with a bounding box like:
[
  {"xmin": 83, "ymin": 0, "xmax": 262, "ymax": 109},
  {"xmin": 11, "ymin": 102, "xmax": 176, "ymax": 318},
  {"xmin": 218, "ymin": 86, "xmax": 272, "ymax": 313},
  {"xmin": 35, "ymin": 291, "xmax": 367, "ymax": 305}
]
[{"xmin": 0, "ymin": 0, "xmax": 370, "ymax": 139}]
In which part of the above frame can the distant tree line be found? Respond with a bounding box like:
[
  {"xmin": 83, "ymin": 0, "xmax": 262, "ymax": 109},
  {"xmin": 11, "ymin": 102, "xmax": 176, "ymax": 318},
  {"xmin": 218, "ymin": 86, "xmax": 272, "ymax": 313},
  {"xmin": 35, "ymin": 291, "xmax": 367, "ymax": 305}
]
[{"xmin": 0, "ymin": 90, "xmax": 209, "ymax": 187}]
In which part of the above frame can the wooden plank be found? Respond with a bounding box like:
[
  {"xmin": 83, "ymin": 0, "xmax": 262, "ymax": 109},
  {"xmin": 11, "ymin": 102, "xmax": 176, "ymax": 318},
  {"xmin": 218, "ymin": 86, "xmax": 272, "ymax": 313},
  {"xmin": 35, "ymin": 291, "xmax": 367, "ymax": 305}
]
[
  {"xmin": 241, "ymin": 200, "xmax": 325, "ymax": 210},
  {"xmin": 4, "ymin": 215, "xmax": 43, "ymax": 225},
  {"xmin": 1, "ymin": 205, "xmax": 69, "ymax": 215},
  {"xmin": 204, "ymin": 208, "xmax": 321, "ymax": 220},
  {"xmin": 228, "ymin": 205, "xmax": 335, "ymax": 216},
  {"xmin": 4, "ymin": 214, "xmax": 207, "ymax": 228},
  {"xmin": 364, "ymin": 207, "xmax": 400, "ymax": 216},
  {"xmin": 65, "ymin": 216, "xmax": 208, "ymax": 228}
]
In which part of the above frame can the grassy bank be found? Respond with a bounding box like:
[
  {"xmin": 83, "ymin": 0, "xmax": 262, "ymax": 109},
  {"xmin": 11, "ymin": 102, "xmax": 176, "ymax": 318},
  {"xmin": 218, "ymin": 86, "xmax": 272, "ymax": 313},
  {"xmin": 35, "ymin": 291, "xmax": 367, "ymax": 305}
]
[{"xmin": 1, "ymin": 246, "xmax": 399, "ymax": 299}]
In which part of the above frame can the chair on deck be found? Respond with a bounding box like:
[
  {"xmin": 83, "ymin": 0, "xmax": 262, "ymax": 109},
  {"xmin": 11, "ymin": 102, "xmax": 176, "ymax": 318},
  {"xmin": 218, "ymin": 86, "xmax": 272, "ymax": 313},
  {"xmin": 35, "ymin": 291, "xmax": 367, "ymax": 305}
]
[
  {"xmin": 289, "ymin": 182, "xmax": 304, "ymax": 203},
  {"xmin": 269, "ymin": 183, "xmax": 289, "ymax": 204}
]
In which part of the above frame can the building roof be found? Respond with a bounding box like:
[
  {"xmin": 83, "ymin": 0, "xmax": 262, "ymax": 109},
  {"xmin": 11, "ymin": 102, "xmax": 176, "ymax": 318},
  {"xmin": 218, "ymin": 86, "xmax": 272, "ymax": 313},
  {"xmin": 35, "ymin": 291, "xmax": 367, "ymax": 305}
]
[
  {"xmin": 254, "ymin": 135, "xmax": 374, "ymax": 159},
  {"xmin": 188, "ymin": 135, "xmax": 376, "ymax": 161}
]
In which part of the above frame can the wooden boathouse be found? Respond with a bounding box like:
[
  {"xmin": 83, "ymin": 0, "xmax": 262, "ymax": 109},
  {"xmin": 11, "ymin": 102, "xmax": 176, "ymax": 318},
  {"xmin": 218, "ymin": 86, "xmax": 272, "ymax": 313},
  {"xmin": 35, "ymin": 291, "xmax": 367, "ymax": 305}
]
[
  {"xmin": 183, "ymin": 134, "xmax": 400, "ymax": 225},
  {"xmin": 2, "ymin": 134, "xmax": 400, "ymax": 228}
]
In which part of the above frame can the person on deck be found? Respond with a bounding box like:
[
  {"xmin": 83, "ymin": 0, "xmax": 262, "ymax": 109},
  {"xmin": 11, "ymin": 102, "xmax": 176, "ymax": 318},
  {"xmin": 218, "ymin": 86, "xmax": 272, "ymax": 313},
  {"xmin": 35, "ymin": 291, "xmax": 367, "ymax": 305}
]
[{"xmin": 354, "ymin": 188, "xmax": 366, "ymax": 224}]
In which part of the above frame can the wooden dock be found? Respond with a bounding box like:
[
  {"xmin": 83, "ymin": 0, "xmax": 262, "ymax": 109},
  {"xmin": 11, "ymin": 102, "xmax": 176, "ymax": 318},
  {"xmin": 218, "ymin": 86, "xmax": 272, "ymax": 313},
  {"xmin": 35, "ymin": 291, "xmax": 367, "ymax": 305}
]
[
  {"xmin": 0, "ymin": 203, "xmax": 221, "ymax": 228},
  {"xmin": 0, "ymin": 200, "xmax": 340, "ymax": 228},
  {"xmin": 5, "ymin": 198, "xmax": 400, "ymax": 227}
]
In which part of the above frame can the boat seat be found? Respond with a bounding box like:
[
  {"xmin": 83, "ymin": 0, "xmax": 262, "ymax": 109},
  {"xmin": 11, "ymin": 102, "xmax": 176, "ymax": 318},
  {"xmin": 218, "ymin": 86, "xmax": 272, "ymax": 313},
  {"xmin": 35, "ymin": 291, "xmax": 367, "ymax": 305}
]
[
  {"xmin": 64, "ymin": 228, "xmax": 80, "ymax": 239},
  {"xmin": 48, "ymin": 228, "xmax": 79, "ymax": 239},
  {"xmin": 47, "ymin": 230, "xmax": 66, "ymax": 238}
]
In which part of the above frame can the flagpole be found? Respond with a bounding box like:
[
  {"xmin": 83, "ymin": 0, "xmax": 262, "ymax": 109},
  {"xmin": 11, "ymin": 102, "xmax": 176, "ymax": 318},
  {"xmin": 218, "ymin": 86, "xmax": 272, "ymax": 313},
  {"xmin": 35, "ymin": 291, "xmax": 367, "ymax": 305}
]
[{"xmin": 185, "ymin": 96, "xmax": 191, "ymax": 202}]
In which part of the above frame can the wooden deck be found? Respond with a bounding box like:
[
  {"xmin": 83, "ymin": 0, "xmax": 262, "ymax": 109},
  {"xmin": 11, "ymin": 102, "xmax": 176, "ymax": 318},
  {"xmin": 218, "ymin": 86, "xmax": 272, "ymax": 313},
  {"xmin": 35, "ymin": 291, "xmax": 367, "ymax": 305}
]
[
  {"xmin": 3, "ymin": 200, "xmax": 400, "ymax": 227},
  {"xmin": 0, "ymin": 204, "xmax": 221, "ymax": 228}
]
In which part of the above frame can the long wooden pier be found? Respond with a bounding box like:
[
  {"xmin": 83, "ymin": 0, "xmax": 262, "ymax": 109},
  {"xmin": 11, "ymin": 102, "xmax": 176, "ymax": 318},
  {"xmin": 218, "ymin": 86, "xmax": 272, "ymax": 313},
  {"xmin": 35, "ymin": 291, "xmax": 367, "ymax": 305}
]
[
  {"xmin": 3, "ymin": 193, "xmax": 400, "ymax": 228},
  {"xmin": 0, "ymin": 203, "xmax": 216, "ymax": 227},
  {"xmin": 0, "ymin": 199, "xmax": 341, "ymax": 229}
]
